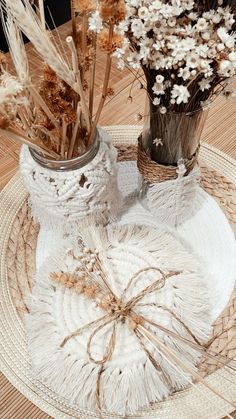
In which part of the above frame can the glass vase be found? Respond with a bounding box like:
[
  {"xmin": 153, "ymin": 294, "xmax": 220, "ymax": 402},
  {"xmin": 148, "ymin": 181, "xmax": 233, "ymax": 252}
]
[
  {"xmin": 141, "ymin": 102, "xmax": 209, "ymax": 166},
  {"xmin": 20, "ymin": 127, "xmax": 121, "ymax": 231},
  {"xmin": 29, "ymin": 133, "xmax": 100, "ymax": 171}
]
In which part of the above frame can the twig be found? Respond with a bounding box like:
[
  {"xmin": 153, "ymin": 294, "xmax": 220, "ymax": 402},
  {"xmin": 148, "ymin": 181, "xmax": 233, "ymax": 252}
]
[
  {"xmin": 46, "ymin": 6, "xmax": 71, "ymax": 68},
  {"xmin": 34, "ymin": 124, "xmax": 60, "ymax": 151},
  {"xmin": 17, "ymin": 108, "xmax": 31, "ymax": 132},
  {"xmin": 88, "ymin": 25, "xmax": 114, "ymax": 145},
  {"xmin": 0, "ymin": 127, "xmax": 59, "ymax": 158},
  {"xmin": 61, "ymin": 119, "xmax": 68, "ymax": 158},
  {"xmin": 28, "ymin": 86, "xmax": 60, "ymax": 130},
  {"xmin": 81, "ymin": 13, "xmax": 88, "ymax": 84},
  {"xmin": 68, "ymin": 104, "xmax": 81, "ymax": 159},
  {"xmin": 97, "ymin": 73, "xmax": 146, "ymax": 116},
  {"xmin": 66, "ymin": 36, "xmax": 91, "ymax": 133},
  {"xmin": 70, "ymin": 0, "xmax": 77, "ymax": 43},
  {"xmin": 139, "ymin": 326, "xmax": 236, "ymax": 416},
  {"xmin": 38, "ymin": 0, "xmax": 46, "ymax": 30},
  {"xmin": 89, "ymin": 33, "xmax": 97, "ymax": 117}
]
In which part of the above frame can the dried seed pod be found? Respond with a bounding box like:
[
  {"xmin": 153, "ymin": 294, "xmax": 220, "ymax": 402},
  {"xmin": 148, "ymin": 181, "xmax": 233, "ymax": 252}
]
[
  {"xmin": 75, "ymin": 280, "xmax": 86, "ymax": 294},
  {"xmin": 84, "ymin": 284, "xmax": 97, "ymax": 299},
  {"xmin": 50, "ymin": 272, "xmax": 61, "ymax": 282}
]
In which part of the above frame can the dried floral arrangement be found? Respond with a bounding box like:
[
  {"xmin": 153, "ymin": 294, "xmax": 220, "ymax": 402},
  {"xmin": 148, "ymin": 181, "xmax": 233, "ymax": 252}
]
[
  {"xmin": 91, "ymin": 0, "xmax": 236, "ymax": 163},
  {"xmin": 113, "ymin": 0, "xmax": 236, "ymax": 110},
  {"xmin": 0, "ymin": 0, "xmax": 126, "ymax": 159}
]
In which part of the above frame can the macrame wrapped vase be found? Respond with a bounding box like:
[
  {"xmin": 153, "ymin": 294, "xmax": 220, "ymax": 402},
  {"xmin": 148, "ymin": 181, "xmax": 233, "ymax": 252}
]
[
  {"xmin": 20, "ymin": 127, "xmax": 121, "ymax": 231},
  {"xmin": 138, "ymin": 105, "xmax": 209, "ymax": 227}
]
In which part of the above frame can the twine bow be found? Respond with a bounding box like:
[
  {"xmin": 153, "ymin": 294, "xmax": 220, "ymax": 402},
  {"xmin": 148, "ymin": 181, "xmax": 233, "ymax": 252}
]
[
  {"xmin": 58, "ymin": 257, "xmax": 236, "ymax": 414},
  {"xmin": 61, "ymin": 267, "xmax": 182, "ymax": 354},
  {"xmin": 60, "ymin": 266, "xmax": 211, "ymax": 410}
]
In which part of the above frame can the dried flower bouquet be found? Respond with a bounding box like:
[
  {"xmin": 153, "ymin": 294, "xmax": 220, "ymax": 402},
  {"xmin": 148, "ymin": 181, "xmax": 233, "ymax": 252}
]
[
  {"xmin": 100, "ymin": 0, "xmax": 236, "ymax": 165},
  {"xmin": 0, "ymin": 0, "xmax": 126, "ymax": 160}
]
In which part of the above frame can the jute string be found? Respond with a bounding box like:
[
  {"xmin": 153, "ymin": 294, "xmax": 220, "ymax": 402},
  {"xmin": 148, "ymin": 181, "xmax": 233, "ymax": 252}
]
[
  {"xmin": 137, "ymin": 136, "xmax": 199, "ymax": 183},
  {"xmin": 58, "ymin": 265, "xmax": 236, "ymax": 414}
]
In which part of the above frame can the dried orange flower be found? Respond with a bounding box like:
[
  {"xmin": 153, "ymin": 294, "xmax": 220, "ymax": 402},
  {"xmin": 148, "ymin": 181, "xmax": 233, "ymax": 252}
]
[
  {"xmin": 0, "ymin": 115, "xmax": 9, "ymax": 129},
  {"xmin": 74, "ymin": 280, "xmax": 86, "ymax": 294},
  {"xmin": 77, "ymin": 46, "xmax": 96, "ymax": 72},
  {"xmin": 84, "ymin": 283, "xmax": 97, "ymax": 299},
  {"xmin": 43, "ymin": 64, "xmax": 58, "ymax": 84},
  {"xmin": 50, "ymin": 272, "xmax": 61, "ymax": 282},
  {"xmin": 50, "ymin": 272, "xmax": 79, "ymax": 288},
  {"xmin": 0, "ymin": 52, "xmax": 7, "ymax": 67},
  {"xmin": 40, "ymin": 79, "xmax": 77, "ymax": 124},
  {"xmin": 99, "ymin": 294, "xmax": 116, "ymax": 311},
  {"xmin": 100, "ymin": 0, "xmax": 126, "ymax": 24},
  {"xmin": 107, "ymin": 87, "xmax": 114, "ymax": 97},
  {"xmin": 76, "ymin": 0, "xmax": 96, "ymax": 14},
  {"xmin": 37, "ymin": 112, "xmax": 55, "ymax": 131},
  {"xmin": 62, "ymin": 104, "xmax": 77, "ymax": 124},
  {"xmin": 97, "ymin": 28, "xmax": 123, "ymax": 53},
  {"xmin": 61, "ymin": 81, "xmax": 77, "ymax": 102}
]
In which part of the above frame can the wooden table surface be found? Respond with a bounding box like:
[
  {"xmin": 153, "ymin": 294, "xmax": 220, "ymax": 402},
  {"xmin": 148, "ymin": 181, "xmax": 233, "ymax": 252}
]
[{"xmin": 0, "ymin": 22, "xmax": 236, "ymax": 419}]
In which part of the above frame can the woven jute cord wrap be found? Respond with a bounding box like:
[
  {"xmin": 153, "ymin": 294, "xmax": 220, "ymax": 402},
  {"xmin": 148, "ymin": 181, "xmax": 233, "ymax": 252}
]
[{"xmin": 137, "ymin": 136, "xmax": 199, "ymax": 183}]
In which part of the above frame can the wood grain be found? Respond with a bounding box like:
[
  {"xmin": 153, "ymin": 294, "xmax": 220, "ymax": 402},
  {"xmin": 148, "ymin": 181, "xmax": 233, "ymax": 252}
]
[{"xmin": 0, "ymin": 21, "xmax": 236, "ymax": 419}]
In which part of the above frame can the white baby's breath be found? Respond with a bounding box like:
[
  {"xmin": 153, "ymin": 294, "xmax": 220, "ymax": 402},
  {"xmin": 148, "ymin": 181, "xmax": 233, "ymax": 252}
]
[
  {"xmin": 153, "ymin": 138, "xmax": 163, "ymax": 146},
  {"xmin": 88, "ymin": 11, "xmax": 103, "ymax": 32},
  {"xmin": 198, "ymin": 78, "xmax": 211, "ymax": 91},
  {"xmin": 171, "ymin": 85, "xmax": 190, "ymax": 104},
  {"xmin": 118, "ymin": 0, "xmax": 236, "ymax": 109}
]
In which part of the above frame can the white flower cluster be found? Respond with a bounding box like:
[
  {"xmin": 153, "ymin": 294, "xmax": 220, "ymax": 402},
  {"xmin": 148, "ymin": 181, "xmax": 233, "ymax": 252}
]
[
  {"xmin": 88, "ymin": 10, "xmax": 103, "ymax": 33},
  {"xmin": 114, "ymin": 1, "xmax": 236, "ymax": 106},
  {"xmin": 0, "ymin": 73, "xmax": 27, "ymax": 117},
  {"xmin": 0, "ymin": 72, "xmax": 23, "ymax": 104}
]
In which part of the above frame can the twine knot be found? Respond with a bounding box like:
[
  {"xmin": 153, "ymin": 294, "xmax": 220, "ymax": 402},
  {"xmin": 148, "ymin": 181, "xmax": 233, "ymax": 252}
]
[{"xmin": 99, "ymin": 293, "xmax": 145, "ymax": 327}]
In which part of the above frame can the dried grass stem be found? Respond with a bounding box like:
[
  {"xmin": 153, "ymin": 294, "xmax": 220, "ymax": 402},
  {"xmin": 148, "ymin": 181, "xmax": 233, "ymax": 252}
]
[
  {"xmin": 89, "ymin": 25, "xmax": 114, "ymax": 145},
  {"xmin": 66, "ymin": 36, "xmax": 91, "ymax": 133}
]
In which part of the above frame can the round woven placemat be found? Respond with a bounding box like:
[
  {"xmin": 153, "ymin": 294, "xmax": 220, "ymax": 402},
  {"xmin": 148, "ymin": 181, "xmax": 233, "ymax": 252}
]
[{"xmin": 0, "ymin": 126, "xmax": 236, "ymax": 418}]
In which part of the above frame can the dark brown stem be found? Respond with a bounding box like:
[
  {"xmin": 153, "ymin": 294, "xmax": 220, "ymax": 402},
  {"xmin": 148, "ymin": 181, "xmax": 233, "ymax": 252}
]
[
  {"xmin": 89, "ymin": 34, "xmax": 97, "ymax": 117},
  {"xmin": 81, "ymin": 13, "xmax": 88, "ymax": 84},
  {"xmin": 70, "ymin": 0, "xmax": 77, "ymax": 43}
]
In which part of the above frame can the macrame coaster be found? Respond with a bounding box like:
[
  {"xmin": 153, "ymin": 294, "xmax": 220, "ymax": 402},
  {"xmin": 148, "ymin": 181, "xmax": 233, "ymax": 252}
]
[
  {"xmin": 26, "ymin": 222, "xmax": 213, "ymax": 416},
  {"xmin": 20, "ymin": 128, "xmax": 121, "ymax": 231}
]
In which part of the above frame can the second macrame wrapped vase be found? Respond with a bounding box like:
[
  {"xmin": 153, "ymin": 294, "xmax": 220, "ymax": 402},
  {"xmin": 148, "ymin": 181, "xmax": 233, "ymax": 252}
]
[
  {"xmin": 20, "ymin": 127, "xmax": 121, "ymax": 231},
  {"xmin": 138, "ymin": 105, "xmax": 208, "ymax": 227}
]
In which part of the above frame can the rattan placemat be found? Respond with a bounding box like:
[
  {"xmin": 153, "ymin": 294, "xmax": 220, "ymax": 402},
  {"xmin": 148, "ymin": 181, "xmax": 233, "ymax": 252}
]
[{"xmin": 0, "ymin": 126, "xmax": 236, "ymax": 418}]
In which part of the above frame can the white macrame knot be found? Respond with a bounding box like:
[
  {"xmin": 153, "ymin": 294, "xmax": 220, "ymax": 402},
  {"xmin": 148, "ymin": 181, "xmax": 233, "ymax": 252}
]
[{"xmin": 177, "ymin": 159, "xmax": 187, "ymax": 178}]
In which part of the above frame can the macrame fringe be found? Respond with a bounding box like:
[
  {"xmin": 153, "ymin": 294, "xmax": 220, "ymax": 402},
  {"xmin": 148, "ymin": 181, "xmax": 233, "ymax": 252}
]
[{"xmin": 146, "ymin": 166, "xmax": 203, "ymax": 227}]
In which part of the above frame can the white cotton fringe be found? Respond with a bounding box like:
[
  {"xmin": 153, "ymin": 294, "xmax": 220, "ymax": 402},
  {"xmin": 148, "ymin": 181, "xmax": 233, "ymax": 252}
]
[
  {"xmin": 26, "ymin": 223, "xmax": 213, "ymax": 416},
  {"xmin": 20, "ymin": 128, "xmax": 122, "ymax": 231},
  {"xmin": 146, "ymin": 166, "xmax": 202, "ymax": 228}
]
